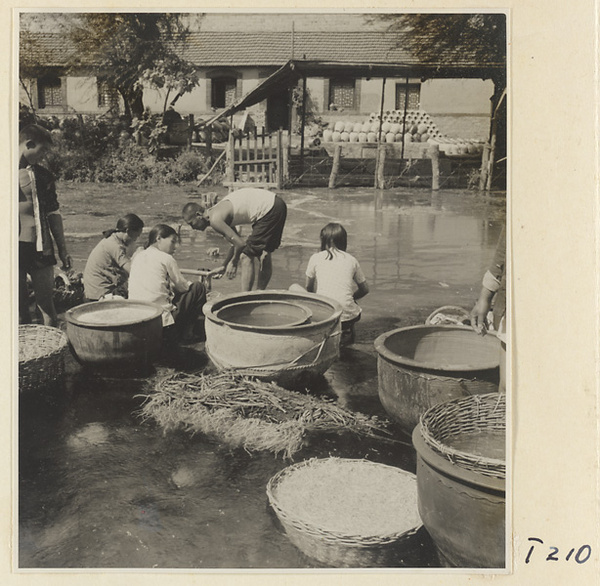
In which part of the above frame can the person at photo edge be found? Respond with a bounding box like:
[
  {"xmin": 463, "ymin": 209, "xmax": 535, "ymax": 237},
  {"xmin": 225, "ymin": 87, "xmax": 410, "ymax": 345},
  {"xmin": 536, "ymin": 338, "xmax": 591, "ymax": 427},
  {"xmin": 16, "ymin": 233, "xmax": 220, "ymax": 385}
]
[
  {"xmin": 182, "ymin": 187, "xmax": 287, "ymax": 291},
  {"xmin": 19, "ymin": 124, "xmax": 72, "ymax": 327},
  {"xmin": 470, "ymin": 225, "xmax": 507, "ymax": 393}
]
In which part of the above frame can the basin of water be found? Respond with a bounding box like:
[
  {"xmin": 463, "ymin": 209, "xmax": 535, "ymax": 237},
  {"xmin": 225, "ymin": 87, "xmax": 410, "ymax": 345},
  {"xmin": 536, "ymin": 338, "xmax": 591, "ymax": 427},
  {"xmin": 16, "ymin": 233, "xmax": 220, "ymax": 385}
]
[
  {"xmin": 214, "ymin": 299, "xmax": 312, "ymax": 328},
  {"xmin": 204, "ymin": 290, "xmax": 341, "ymax": 380}
]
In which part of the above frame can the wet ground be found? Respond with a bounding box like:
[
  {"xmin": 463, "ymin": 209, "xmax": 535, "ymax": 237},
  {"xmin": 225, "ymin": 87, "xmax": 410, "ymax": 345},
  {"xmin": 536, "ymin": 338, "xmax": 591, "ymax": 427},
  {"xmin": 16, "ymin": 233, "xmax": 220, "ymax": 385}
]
[{"xmin": 19, "ymin": 184, "xmax": 505, "ymax": 569}]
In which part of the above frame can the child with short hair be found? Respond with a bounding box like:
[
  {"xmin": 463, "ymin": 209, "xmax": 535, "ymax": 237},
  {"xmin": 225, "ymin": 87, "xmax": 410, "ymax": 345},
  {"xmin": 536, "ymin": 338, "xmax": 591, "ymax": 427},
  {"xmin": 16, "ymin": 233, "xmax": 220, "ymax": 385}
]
[
  {"xmin": 83, "ymin": 214, "xmax": 145, "ymax": 301},
  {"xmin": 128, "ymin": 224, "xmax": 206, "ymax": 343},
  {"xmin": 304, "ymin": 222, "xmax": 369, "ymax": 345},
  {"xmin": 19, "ymin": 124, "xmax": 71, "ymax": 327}
]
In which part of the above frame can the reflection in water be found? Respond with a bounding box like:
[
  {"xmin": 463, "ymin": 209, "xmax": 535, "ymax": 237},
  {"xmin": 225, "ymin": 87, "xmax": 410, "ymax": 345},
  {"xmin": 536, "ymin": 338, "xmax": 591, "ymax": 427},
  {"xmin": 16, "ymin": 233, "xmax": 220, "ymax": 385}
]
[{"xmin": 21, "ymin": 186, "xmax": 505, "ymax": 569}]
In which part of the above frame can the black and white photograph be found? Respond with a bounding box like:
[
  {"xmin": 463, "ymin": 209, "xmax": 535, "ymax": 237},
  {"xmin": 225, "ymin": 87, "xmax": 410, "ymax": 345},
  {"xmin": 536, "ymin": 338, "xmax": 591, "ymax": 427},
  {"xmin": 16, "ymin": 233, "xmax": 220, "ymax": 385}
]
[
  {"xmin": 16, "ymin": 9, "xmax": 507, "ymax": 571},
  {"xmin": 10, "ymin": 6, "xmax": 595, "ymax": 581}
]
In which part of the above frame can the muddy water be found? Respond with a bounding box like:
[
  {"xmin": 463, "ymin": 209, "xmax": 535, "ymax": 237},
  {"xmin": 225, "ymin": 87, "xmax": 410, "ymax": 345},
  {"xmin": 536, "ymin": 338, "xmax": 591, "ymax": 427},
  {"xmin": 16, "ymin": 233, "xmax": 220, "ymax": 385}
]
[{"xmin": 19, "ymin": 185, "xmax": 505, "ymax": 569}]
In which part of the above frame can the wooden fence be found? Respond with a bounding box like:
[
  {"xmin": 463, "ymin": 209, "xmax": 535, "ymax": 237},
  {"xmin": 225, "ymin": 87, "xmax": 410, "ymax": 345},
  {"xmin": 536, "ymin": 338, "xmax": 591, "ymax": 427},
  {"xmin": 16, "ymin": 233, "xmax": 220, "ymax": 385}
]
[{"xmin": 223, "ymin": 128, "xmax": 290, "ymax": 190}]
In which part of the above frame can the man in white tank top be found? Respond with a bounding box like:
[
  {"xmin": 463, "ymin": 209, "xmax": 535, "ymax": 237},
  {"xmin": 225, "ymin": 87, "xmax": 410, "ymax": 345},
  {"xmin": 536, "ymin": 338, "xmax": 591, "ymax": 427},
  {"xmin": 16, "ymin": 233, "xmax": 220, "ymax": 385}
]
[{"xmin": 182, "ymin": 187, "xmax": 287, "ymax": 291}]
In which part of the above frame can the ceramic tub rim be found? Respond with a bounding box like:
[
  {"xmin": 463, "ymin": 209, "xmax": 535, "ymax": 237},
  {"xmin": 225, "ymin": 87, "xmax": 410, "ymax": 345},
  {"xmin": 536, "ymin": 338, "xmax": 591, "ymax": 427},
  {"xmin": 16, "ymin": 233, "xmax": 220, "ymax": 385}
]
[
  {"xmin": 214, "ymin": 299, "xmax": 313, "ymax": 328},
  {"xmin": 374, "ymin": 325, "xmax": 500, "ymax": 373},
  {"xmin": 411, "ymin": 425, "xmax": 506, "ymax": 494},
  {"xmin": 203, "ymin": 289, "xmax": 343, "ymax": 333},
  {"xmin": 65, "ymin": 299, "xmax": 163, "ymax": 329}
]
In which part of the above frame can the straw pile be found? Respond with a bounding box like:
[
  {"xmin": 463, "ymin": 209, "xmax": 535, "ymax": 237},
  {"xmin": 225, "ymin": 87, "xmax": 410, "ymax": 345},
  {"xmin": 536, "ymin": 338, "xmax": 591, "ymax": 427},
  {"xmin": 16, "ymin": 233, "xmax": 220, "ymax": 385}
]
[{"xmin": 138, "ymin": 371, "xmax": 389, "ymax": 458}]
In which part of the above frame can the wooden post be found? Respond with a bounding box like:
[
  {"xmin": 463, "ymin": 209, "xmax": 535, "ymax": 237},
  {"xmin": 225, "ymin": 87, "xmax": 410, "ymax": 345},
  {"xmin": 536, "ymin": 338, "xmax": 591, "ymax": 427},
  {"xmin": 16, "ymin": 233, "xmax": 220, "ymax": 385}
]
[
  {"xmin": 377, "ymin": 77, "xmax": 387, "ymax": 143},
  {"xmin": 479, "ymin": 145, "xmax": 490, "ymax": 191},
  {"xmin": 429, "ymin": 143, "xmax": 440, "ymax": 190},
  {"xmin": 245, "ymin": 132, "xmax": 251, "ymax": 181},
  {"xmin": 282, "ymin": 130, "xmax": 289, "ymax": 186},
  {"xmin": 329, "ymin": 143, "xmax": 342, "ymax": 189},
  {"xmin": 375, "ymin": 143, "xmax": 386, "ymax": 189},
  {"xmin": 206, "ymin": 124, "xmax": 213, "ymax": 158},
  {"xmin": 300, "ymin": 76, "xmax": 307, "ymax": 169},
  {"xmin": 268, "ymin": 132, "xmax": 274, "ymax": 183},
  {"xmin": 187, "ymin": 114, "xmax": 194, "ymax": 148},
  {"xmin": 485, "ymin": 118, "xmax": 498, "ymax": 191},
  {"xmin": 276, "ymin": 128, "xmax": 283, "ymax": 189},
  {"xmin": 400, "ymin": 76, "xmax": 409, "ymax": 162},
  {"xmin": 226, "ymin": 131, "xmax": 235, "ymax": 184},
  {"xmin": 253, "ymin": 126, "xmax": 259, "ymax": 182},
  {"xmin": 260, "ymin": 127, "xmax": 266, "ymax": 182}
]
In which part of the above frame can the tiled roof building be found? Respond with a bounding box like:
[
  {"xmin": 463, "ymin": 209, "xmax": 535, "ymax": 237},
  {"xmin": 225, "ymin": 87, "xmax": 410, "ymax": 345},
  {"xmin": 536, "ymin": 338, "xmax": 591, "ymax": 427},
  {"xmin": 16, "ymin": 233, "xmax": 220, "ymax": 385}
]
[{"xmin": 21, "ymin": 30, "xmax": 504, "ymax": 70}]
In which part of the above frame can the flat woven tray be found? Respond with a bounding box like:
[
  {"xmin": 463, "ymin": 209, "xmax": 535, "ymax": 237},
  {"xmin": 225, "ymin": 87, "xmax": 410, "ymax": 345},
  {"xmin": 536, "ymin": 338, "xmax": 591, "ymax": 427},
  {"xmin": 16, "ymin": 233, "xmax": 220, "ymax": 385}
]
[
  {"xmin": 266, "ymin": 458, "xmax": 421, "ymax": 567},
  {"xmin": 19, "ymin": 325, "xmax": 68, "ymax": 392},
  {"xmin": 419, "ymin": 392, "xmax": 506, "ymax": 479}
]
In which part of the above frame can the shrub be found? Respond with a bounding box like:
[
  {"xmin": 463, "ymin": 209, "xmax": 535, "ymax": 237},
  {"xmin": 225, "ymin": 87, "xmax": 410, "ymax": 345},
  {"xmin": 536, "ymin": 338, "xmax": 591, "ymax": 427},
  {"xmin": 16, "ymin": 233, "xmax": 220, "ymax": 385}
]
[{"xmin": 19, "ymin": 107, "xmax": 215, "ymax": 185}]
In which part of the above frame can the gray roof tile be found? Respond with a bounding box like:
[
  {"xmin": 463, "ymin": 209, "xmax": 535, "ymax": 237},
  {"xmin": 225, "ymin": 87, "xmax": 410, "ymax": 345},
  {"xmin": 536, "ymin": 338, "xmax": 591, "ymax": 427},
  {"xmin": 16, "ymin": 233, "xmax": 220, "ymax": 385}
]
[{"xmin": 20, "ymin": 30, "xmax": 503, "ymax": 70}]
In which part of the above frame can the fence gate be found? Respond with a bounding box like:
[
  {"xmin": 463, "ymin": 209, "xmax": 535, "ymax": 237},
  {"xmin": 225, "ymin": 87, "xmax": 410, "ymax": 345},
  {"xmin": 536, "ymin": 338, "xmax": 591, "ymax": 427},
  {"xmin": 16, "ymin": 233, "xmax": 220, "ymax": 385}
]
[{"xmin": 224, "ymin": 128, "xmax": 289, "ymax": 190}]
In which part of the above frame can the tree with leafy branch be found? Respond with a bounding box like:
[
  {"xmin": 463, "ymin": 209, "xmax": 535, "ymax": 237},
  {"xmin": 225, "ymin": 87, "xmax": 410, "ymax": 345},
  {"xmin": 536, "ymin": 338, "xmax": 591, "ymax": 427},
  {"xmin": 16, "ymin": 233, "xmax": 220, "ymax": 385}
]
[
  {"xmin": 19, "ymin": 30, "xmax": 53, "ymax": 119},
  {"xmin": 69, "ymin": 13, "xmax": 201, "ymax": 121},
  {"xmin": 139, "ymin": 53, "xmax": 199, "ymax": 114},
  {"xmin": 370, "ymin": 13, "xmax": 506, "ymax": 187},
  {"xmin": 369, "ymin": 13, "xmax": 506, "ymax": 96}
]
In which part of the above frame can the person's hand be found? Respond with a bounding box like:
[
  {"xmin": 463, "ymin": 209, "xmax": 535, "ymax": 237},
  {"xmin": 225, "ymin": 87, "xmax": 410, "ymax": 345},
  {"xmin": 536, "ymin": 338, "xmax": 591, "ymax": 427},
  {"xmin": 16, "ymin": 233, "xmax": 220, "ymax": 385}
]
[
  {"xmin": 470, "ymin": 290, "xmax": 493, "ymax": 336},
  {"xmin": 59, "ymin": 252, "xmax": 72, "ymax": 271},
  {"xmin": 225, "ymin": 263, "xmax": 237, "ymax": 280},
  {"xmin": 209, "ymin": 266, "xmax": 226, "ymax": 280}
]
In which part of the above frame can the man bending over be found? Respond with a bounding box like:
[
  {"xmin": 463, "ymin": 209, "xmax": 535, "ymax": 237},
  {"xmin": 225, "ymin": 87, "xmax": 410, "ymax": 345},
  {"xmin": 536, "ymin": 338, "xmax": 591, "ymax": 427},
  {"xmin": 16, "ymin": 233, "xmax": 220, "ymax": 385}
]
[{"xmin": 183, "ymin": 187, "xmax": 287, "ymax": 291}]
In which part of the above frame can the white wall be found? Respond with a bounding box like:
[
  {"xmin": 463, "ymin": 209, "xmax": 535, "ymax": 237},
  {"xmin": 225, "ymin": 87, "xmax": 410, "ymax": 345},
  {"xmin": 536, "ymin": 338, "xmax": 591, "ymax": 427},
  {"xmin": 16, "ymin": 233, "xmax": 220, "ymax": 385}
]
[
  {"xmin": 360, "ymin": 78, "xmax": 386, "ymax": 114},
  {"xmin": 306, "ymin": 78, "xmax": 325, "ymax": 111},
  {"xmin": 66, "ymin": 77, "xmax": 98, "ymax": 113},
  {"xmin": 300, "ymin": 76, "xmax": 493, "ymax": 118},
  {"xmin": 421, "ymin": 78, "xmax": 493, "ymax": 115},
  {"xmin": 163, "ymin": 68, "xmax": 266, "ymax": 118}
]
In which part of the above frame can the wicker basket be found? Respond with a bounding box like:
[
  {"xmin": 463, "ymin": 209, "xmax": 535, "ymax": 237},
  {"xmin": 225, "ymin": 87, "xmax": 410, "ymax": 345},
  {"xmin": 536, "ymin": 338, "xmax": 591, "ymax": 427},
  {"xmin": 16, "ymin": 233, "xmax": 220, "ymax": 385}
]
[
  {"xmin": 419, "ymin": 393, "xmax": 506, "ymax": 479},
  {"xmin": 19, "ymin": 325, "xmax": 68, "ymax": 393},
  {"xmin": 266, "ymin": 458, "xmax": 421, "ymax": 567},
  {"xmin": 425, "ymin": 305, "xmax": 470, "ymax": 326}
]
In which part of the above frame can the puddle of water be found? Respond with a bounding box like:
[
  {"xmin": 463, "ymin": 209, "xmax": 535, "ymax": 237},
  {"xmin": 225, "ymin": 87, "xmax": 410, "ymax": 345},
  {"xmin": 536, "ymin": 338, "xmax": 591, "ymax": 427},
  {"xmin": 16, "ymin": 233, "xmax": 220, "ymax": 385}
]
[{"xmin": 20, "ymin": 185, "xmax": 504, "ymax": 569}]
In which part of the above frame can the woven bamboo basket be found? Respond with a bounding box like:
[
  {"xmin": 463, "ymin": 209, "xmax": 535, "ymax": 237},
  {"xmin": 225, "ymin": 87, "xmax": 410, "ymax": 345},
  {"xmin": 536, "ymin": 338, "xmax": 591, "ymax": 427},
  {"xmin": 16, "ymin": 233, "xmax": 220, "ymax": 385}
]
[
  {"xmin": 425, "ymin": 305, "xmax": 470, "ymax": 326},
  {"xmin": 419, "ymin": 393, "xmax": 506, "ymax": 479},
  {"xmin": 266, "ymin": 458, "xmax": 421, "ymax": 567},
  {"xmin": 19, "ymin": 325, "xmax": 68, "ymax": 393}
]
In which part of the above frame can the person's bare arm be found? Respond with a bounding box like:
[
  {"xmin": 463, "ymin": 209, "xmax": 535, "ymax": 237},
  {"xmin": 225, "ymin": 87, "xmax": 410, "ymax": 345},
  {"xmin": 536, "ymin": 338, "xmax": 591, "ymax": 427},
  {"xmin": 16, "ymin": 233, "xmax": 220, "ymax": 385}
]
[
  {"xmin": 471, "ymin": 286, "xmax": 495, "ymax": 335},
  {"xmin": 305, "ymin": 275, "xmax": 316, "ymax": 292},
  {"xmin": 208, "ymin": 203, "xmax": 246, "ymax": 278},
  {"xmin": 353, "ymin": 280, "xmax": 369, "ymax": 301},
  {"xmin": 210, "ymin": 245, "xmax": 235, "ymax": 279},
  {"xmin": 47, "ymin": 213, "xmax": 71, "ymax": 269}
]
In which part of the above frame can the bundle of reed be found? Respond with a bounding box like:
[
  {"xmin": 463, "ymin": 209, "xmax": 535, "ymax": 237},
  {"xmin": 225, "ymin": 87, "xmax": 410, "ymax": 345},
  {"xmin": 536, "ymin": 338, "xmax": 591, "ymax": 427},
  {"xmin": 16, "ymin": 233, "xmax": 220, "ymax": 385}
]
[{"xmin": 137, "ymin": 371, "xmax": 389, "ymax": 458}]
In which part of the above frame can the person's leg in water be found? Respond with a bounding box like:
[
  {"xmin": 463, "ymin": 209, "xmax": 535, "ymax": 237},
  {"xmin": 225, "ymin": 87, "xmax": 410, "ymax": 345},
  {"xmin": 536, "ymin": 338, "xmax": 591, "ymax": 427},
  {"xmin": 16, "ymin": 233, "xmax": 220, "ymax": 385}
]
[
  {"xmin": 257, "ymin": 252, "xmax": 272, "ymax": 289},
  {"xmin": 29, "ymin": 265, "xmax": 58, "ymax": 327},
  {"xmin": 240, "ymin": 195, "xmax": 286, "ymax": 291},
  {"xmin": 240, "ymin": 253, "xmax": 259, "ymax": 291}
]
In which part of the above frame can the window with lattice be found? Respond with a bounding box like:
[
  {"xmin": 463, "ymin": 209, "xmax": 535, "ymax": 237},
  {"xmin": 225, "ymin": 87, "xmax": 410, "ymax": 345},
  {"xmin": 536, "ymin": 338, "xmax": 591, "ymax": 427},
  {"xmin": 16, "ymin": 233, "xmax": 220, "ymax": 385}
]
[
  {"xmin": 395, "ymin": 83, "xmax": 421, "ymax": 111},
  {"xmin": 329, "ymin": 78, "xmax": 356, "ymax": 110},
  {"xmin": 38, "ymin": 77, "xmax": 62, "ymax": 108},
  {"xmin": 97, "ymin": 79, "xmax": 118, "ymax": 109}
]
